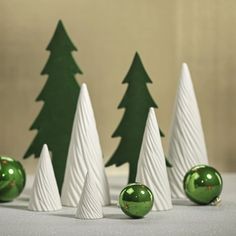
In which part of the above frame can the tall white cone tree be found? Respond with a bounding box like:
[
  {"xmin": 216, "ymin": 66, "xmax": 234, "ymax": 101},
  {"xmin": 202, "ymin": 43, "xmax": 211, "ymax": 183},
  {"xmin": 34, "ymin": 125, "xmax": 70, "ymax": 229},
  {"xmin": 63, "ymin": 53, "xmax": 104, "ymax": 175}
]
[
  {"xmin": 136, "ymin": 108, "xmax": 172, "ymax": 211},
  {"xmin": 61, "ymin": 83, "xmax": 110, "ymax": 207},
  {"xmin": 168, "ymin": 63, "xmax": 208, "ymax": 199},
  {"xmin": 76, "ymin": 171, "xmax": 103, "ymax": 219},
  {"xmin": 28, "ymin": 144, "xmax": 62, "ymax": 211}
]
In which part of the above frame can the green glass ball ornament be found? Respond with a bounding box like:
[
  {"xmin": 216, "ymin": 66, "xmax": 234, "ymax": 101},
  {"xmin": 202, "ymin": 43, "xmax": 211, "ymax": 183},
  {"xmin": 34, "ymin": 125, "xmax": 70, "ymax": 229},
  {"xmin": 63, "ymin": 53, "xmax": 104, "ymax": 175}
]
[
  {"xmin": 0, "ymin": 156, "xmax": 26, "ymax": 202},
  {"xmin": 119, "ymin": 183, "xmax": 154, "ymax": 218},
  {"xmin": 183, "ymin": 164, "xmax": 223, "ymax": 205}
]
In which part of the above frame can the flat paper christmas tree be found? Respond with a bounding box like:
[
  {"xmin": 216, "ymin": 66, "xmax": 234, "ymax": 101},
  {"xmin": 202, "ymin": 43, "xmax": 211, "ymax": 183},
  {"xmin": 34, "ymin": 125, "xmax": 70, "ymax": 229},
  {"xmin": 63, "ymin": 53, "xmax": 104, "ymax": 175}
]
[
  {"xmin": 61, "ymin": 83, "xmax": 110, "ymax": 207},
  {"xmin": 168, "ymin": 63, "xmax": 208, "ymax": 199},
  {"xmin": 76, "ymin": 171, "xmax": 103, "ymax": 219},
  {"xmin": 106, "ymin": 52, "xmax": 168, "ymax": 183},
  {"xmin": 23, "ymin": 20, "xmax": 82, "ymax": 192},
  {"xmin": 28, "ymin": 144, "xmax": 62, "ymax": 211},
  {"xmin": 136, "ymin": 108, "xmax": 172, "ymax": 211}
]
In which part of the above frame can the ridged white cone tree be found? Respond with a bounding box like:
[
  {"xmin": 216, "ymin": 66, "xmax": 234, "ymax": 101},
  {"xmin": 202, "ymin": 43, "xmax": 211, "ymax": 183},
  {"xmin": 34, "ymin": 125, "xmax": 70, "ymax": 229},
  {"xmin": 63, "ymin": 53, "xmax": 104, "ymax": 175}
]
[
  {"xmin": 136, "ymin": 108, "xmax": 172, "ymax": 211},
  {"xmin": 28, "ymin": 144, "xmax": 62, "ymax": 211},
  {"xmin": 61, "ymin": 83, "xmax": 110, "ymax": 207},
  {"xmin": 168, "ymin": 63, "xmax": 208, "ymax": 199},
  {"xmin": 76, "ymin": 171, "xmax": 103, "ymax": 219}
]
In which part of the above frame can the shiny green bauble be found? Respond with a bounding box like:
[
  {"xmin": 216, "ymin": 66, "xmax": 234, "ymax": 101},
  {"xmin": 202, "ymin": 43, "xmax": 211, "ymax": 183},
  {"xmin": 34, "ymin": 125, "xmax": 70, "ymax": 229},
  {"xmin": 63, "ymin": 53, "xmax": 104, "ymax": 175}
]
[
  {"xmin": 0, "ymin": 156, "xmax": 26, "ymax": 202},
  {"xmin": 183, "ymin": 165, "xmax": 223, "ymax": 205},
  {"xmin": 119, "ymin": 183, "xmax": 154, "ymax": 218}
]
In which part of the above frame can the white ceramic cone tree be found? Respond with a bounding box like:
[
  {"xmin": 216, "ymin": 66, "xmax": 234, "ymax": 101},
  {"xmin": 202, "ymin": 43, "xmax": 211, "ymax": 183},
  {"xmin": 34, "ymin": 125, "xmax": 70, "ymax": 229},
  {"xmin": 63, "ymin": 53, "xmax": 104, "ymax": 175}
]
[
  {"xmin": 61, "ymin": 83, "xmax": 110, "ymax": 207},
  {"xmin": 28, "ymin": 144, "xmax": 62, "ymax": 211},
  {"xmin": 76, "ymin": 171, "xmax": 103, "ymax": 219},
  {"xmin": 136, "ymin": 108, "xmax": 172, "ymax": 211},
  {"xmin": 167, "ymin": 63, "xmax": 208, "ymax": 199}
]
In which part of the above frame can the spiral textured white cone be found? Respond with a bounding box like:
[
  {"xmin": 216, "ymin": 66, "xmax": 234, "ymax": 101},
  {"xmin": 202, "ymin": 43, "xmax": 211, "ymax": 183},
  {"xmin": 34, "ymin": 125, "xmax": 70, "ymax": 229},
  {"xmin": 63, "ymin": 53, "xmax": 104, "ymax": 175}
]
[
  {"xmin": 136, "ymin": 108, "xmax": 172, "ymax": 211},
  {"xmin": 168, "ymin": 63, "xmax": 208, "ymax": 199},
  {"xmin": 28, "ymin": 144, "xmax": 62, "ymax": 211},
  {"xmin": 61, "ymin": 83, "xmax": 110, "ymax": 207},
  {"xmin": 76, "ymin": 171, "xmax": 103, "ymax": 219}
]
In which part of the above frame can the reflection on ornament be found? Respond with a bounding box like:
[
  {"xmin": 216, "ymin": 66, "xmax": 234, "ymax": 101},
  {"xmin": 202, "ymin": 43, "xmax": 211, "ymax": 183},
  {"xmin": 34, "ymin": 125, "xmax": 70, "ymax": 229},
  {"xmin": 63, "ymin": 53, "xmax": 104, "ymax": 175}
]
[
  {"xmin": 0, "ymin": 156, "xmax": 26, "ymax": 202},
  {"xmin": 183, "ymin": 164, "xmax": 223, "ymax": 205},
  {"xmin": 119, "ymin": 183, "xmax": 153, "ymax": 218}
]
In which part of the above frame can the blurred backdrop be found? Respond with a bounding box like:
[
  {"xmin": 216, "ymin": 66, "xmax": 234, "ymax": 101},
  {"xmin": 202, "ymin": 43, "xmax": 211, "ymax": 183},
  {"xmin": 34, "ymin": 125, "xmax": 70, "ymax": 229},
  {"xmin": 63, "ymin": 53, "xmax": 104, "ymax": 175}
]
[{"xmin": 0, "ymin": 0, "xmax": 235, "ymax": 175}]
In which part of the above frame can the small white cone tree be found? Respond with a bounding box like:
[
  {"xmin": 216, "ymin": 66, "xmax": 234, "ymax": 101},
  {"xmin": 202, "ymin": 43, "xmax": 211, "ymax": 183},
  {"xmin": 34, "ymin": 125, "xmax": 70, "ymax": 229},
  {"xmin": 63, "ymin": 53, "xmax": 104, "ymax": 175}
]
[
  {"xmin": 28, "ymin": 144, "xmax": 62, "ymax": 211},
  {"xmin": 76, "ymin": 171, "xmax": 103, "ymax": 219},
  {"xmin": 167, "ymin": 63, "xmax": 208, "ymax": 199},
  {"xmin": 61, "ymin": 83, "xmax": 110, "ymax": 207},
  {"xmin": 136, "ymin": 108, "xmax": 172, "ymax": 211}
]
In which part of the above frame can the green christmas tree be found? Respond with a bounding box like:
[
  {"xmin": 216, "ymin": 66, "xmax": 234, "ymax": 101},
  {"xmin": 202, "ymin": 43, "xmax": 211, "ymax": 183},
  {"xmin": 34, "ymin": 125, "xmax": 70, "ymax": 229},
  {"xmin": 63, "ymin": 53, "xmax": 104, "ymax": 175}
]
[
  {"xmin": 106, "ymin": 52, "xmax": 170, "ymax": 183},
  {"xmin": 24, "ymin": 20, "xmax": 82, "ymax": 192}
]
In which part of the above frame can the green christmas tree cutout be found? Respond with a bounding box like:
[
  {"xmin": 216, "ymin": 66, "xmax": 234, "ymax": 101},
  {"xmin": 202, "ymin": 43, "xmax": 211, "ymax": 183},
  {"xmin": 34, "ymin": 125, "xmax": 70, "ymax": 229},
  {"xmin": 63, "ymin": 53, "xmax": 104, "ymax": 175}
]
[
  {"xmin": 106, "ymin": 52, "xmax": 170, "ymax": 183},
  {"xmin": 24, "ymin": 20, "xmax": 82, "ymax": 192}
]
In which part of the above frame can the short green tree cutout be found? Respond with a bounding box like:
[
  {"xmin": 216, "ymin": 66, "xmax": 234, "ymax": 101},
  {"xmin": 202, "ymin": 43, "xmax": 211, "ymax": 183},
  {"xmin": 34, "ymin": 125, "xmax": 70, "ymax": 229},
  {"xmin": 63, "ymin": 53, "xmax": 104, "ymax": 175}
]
[
  {"xmin": 24, "ymin": 20, "xmax": 82, "ymax": 192},
  {"xmin": 106, "ymin": 52, "xmax": 170, "ymax": 183}
]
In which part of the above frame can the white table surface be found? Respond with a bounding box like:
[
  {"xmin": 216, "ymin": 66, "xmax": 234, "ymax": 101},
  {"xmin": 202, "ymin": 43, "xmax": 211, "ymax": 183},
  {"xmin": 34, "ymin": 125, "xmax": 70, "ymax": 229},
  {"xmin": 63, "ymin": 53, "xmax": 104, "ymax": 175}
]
[{"xmin": 0, "ymin": 173, "xmax": 236, "ymax": 236}]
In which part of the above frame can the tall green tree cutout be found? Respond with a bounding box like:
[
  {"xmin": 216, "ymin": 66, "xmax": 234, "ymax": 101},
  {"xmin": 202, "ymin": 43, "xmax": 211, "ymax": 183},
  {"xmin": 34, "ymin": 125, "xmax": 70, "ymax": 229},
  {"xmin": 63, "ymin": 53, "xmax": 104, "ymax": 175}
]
[
  {"xmin": 24, "ymin": 20, "xmax": 82, "ymax": 192},
  {"xmin": 106, "ymin": 52, "xmax": 171, "ymax": 183}
]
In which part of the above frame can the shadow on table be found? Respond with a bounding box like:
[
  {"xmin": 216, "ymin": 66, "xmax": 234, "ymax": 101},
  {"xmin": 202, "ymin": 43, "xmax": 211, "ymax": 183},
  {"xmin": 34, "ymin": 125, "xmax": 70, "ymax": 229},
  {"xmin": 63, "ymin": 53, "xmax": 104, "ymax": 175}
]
[
  {"xmin": 50, "ymin": 213, "xmax": 131, "ymax": 220},
  {"xmin": 50, "ymin": 211, "xmax": 131, "ymax": 220},
  {"xmin": 17, "ymin": 196, "xmax": 30, "ymax": 202},
  {"xmin": 0, "ymin": 204, "xmax": 28, "ymax": 211},
  {"xmin": 51, "ymin": 213, "xmax": 76, "ymax": 219},
  {"xmin": 104, "ymin": 213, "xmax": 133, "ymax": 220},
  {"xmin": 172, "ymin": 199, "xmax": 196, "ymax": 206},
  {"xmin": 105, "ymin": 202, "xmax": 119, "ymax": 208}
]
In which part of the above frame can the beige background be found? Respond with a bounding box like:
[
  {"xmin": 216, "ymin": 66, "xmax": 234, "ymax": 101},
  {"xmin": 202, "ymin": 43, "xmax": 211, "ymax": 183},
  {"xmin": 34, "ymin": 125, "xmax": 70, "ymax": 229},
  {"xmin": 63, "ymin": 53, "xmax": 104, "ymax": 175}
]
[{"xmin": 0, "ymin": 0, "xmax": 235, "ymax": 175}]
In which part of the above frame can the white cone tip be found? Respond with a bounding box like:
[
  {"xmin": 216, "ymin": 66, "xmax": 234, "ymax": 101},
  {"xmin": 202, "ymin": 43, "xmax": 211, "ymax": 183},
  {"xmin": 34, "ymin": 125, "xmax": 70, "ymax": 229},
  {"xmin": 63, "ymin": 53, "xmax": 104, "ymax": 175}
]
[
  {"xmin": 80, "ymin": 83, "xmax": 88, "ymax": 96},
  {"xmin": 76, "ymin": 171, "xmax": 103, "ymax": 219},
  {"xmin": 137, "ymin": 108, "xmax": 172, "ymax": 211},
  {"xmin": 28, "ymin": 144, "xmax": 62, "ymax": 211},
  {"xmin": 61, "ymin": 83, "xmax": 110, "ymax": 207},
  {"xmin": 167, "ymin": 62, "xmax": 208, "ymax": 199},
  {"xmin": 147, "ymin": 107, "xmax": 158, "ymax": 126}
]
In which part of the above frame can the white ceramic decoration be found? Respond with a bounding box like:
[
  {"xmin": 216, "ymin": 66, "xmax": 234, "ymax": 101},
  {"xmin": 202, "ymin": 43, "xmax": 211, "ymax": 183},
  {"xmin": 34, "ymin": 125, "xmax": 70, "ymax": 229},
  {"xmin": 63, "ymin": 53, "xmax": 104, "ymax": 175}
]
[
  {"xmin": 76, "ymin": 171, "xmax": 103, "ymax": 219},
  {"xmin": 61, "ymin": 83, "xmax": 110, "ymax": 207},
  {"xmin": 136, "ymin": 108, "xmax": 172, "ymax": 211},
  {"xmin": 28, "ymin": 144, "xmax": 62, "ymax": 211},
  {"xmin": 167, "ymin": 63, "xmax": 208, "ymax": 199}
]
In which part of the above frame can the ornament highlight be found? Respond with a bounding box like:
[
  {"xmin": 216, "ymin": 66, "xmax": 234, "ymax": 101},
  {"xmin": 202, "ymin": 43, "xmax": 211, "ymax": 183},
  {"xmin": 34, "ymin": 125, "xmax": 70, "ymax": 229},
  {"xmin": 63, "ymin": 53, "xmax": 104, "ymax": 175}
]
[
  {"xmin": 183, "ymin": 165, "xmax": 223, "ymax": 205},
  {"xmin": 119, "ymin": 183, "xmax": 154, "ymax": 218},
  {"xmin": 0, "ymin": 156, "xmax": 26, "ymax": 202}
]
